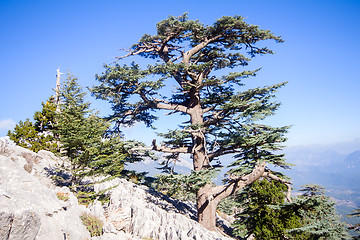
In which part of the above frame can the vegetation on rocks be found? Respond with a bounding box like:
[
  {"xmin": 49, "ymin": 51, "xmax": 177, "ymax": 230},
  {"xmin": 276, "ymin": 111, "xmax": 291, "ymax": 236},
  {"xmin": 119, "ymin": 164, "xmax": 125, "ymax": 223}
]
[
  {"xmin": 80, "ymin": 213, "xmax": 104, "ymax": 237},
  {"xmin": 8, "ymin": 97, "xmax": 58, "ymax": 153},
  {"xmin": 56, "ymin": 192, "xmax": 70, "ymax": 201},
  {"xmin": 5, "ymin": 13, "xmax": 356, "ymax": 239}
]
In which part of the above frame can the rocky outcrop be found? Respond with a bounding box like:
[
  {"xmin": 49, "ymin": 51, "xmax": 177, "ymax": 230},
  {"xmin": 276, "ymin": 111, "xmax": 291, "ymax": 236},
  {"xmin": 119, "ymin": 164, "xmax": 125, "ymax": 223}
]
[
  {"xmin": 0, "ymin": 138, "xmax": 233, "ymax": 240},
  {"xmin": 89, "ymin": 178, "xmax": 232, "ymax": 240},
  {"xmin": 0, "ymin": 139, "xmax": 90, "ymax": 240}
]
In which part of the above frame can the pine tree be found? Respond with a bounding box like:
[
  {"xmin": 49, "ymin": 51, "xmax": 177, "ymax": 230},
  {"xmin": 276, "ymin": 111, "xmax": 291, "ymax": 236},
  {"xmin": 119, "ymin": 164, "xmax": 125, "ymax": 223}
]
[
  {"xmin": 8, "ymin": 119, "xmax": 40, "ymax": 151},
  {"xmin": 285, "ymin": 184, "xmax": 350, "ymax": 239},
  {"xmin": 8, "ymin": 97, "xmax": 58, "ymax": 153},
  {"xmin": 91, "ymin": 13, "xmax": 292, "ymax": 230},
  {"xmin": 55, "ymin": 74, "xmax": 115, "ymax": 185},
  {"xmin": 232, "ymin": 179, "xmax": 303, "ymax": 239},
  {"xmin": 33, "ymin": 96, "xmax": 57, "ymax": 132},
  {"xmin": 55, "ymin": 73, "xmax": 141, "ymax": 192}
]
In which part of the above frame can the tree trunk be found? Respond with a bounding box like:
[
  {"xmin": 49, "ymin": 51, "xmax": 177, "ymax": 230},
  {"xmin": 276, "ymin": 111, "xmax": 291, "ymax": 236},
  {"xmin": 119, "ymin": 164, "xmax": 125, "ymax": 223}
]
[
  {"xmin": 190, "ymin": 103, "xmax": 219, "ymax": 230},
  {"xmin": 196, "ymin": 184, "xmax": 218, "ymax": 231},
  {"xmin": 195, "ymin": 161, "xmax": 269, "ymax": 231}
]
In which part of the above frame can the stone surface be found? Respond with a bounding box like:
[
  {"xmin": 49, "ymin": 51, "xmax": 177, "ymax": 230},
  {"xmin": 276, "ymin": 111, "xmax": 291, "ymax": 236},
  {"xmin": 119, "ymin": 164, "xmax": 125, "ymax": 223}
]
[
  {"xmin": 93, "ymin": 178, "xmax": 232, "ymax": 240},
  {"xmin": 8, "ymin": 210, "xmax": 41, "ymax": 240},
  {"xmin": 0, "ymin": 139, "xmax": 90, "ymax": 240},
  {"xmin": 0, "ymin": 138, "xmax": 234, "ymax": 240}
]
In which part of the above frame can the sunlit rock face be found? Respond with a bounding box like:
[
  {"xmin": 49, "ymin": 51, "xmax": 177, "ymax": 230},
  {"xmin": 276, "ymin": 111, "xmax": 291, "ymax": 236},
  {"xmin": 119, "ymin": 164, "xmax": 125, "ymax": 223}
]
[
  {"xmin": 0, "ymin": 139, "xmax": 232, "ymax": 240},
  {"xmin": 90, "ymin": 178, "xmax": 231, "ymax": 240},
  {"xmin": 0, "ymin": 140, "xmax": 90, "ymax": 240}
]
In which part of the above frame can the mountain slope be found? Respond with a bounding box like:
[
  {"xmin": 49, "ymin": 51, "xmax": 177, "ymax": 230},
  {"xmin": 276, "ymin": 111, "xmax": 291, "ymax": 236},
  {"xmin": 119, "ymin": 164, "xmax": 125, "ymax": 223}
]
[{"xmin": 0, "ymin": 138, "xmax": 232, "ymax": 240}]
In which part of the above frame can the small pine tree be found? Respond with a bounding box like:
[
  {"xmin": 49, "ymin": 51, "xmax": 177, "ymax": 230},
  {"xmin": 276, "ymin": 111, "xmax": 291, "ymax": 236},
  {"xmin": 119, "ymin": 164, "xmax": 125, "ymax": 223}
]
[
  {"xmin": 8, "ymin": 119, "xmax": 40, "ymax": 151},
  {"xmin": 8, "ymin": 97, "xmax": 58, "ymax": 153},
  {"xmin": 286, "ymin": 184, "xmax": 350, "ymax": 240},
  {"xmin": 55, "ymin": 73, "xmax": 139, "ymax": 191},
  {"xmin": 33, "ymin": 96, "xmax": 57, "ymax": 132},
  {"xmin": 232, "ymin": 179, "xmax": 303, "ymax": 239}
]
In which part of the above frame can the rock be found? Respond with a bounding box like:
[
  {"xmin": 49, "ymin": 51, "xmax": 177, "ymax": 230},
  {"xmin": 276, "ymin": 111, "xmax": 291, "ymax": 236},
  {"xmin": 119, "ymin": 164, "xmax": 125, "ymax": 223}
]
[
  {"xmin": 88, "ymin": 200, "xmax": 106, "ymax": 222},
  {"xmin": 0, "ymin": 139, "xmax": 90, "ymax": 240},
  {"xmin": 7, "ymin": 210, "xmax": 41, "ymax": 240},
  {"xmin": 95, "ymin": 179, "xmax": 232, "ymax": 240},
  {"xmin": 0, "ymin": 212, "xmax": 14, "ymax": 240},
  {"xmin": 0, "ymin": 138, "xmax": 234, "ymax": 240}
]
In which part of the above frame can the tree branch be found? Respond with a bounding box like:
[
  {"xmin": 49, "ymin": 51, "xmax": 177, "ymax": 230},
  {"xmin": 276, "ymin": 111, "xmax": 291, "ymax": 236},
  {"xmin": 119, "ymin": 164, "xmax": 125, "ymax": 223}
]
[
  {"xmin": 183, "ymin": 35, "xmax": 223, "ymax": 65},
  {"xmin": 152, "ymin": 139, "xmax": 191, "ymax": 154},
  {"xmin": 138, "ymin": 91, "xmax": 189, "ymax": 114},
  {"xmin": 261, "ymin": 171, "xmax": 292, "ymax": 203},
  {"xmin": 208, "ymin": 144, "xmax": 242, "ymax": 162},
  {"xmin": 211, "ymin": 161, "xmax": 267, "ymax": 203}
]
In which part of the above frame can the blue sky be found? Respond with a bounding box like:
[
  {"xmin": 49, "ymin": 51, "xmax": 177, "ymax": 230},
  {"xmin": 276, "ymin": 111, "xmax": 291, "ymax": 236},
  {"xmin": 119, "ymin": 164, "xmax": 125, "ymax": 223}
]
[{"xmin": 0, "ymin": 0, "xmax": 359, "ymax": 147}]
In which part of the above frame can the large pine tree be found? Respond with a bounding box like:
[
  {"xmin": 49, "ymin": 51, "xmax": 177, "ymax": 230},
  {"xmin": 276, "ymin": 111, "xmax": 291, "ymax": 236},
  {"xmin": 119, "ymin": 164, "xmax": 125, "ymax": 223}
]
[{"xmin": 91, "ymin": 14, "xmax": 292, "ymax": 230}]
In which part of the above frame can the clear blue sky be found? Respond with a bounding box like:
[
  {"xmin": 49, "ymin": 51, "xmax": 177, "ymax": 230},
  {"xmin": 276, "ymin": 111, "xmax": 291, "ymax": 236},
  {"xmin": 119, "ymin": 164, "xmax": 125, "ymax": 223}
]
[{"xmin": 1, "ymin": 0, "xmax": 359, "ymax": 147}]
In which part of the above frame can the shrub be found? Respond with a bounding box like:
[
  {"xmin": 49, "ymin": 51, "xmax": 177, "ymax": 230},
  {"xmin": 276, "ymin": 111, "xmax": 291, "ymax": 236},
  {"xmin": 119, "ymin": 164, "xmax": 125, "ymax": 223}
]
[
  {"xmin": 56, "ymin": 192, "xmax": 70, "ymax": 201},
  {"xmin": 80, "ymin": 213, "xmax": 103, "ymax": 237}
]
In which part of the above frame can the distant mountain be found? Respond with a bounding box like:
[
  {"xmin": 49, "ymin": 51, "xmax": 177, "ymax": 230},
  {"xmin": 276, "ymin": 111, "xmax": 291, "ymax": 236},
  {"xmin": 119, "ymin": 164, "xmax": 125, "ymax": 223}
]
[
  {"xmin": 126, "ymin": 156, "xmax": 192, "ymax": 176},
  {"xmin": 282, "ymin": 143, "xmax": 360, "ymax": 226},
  {"xmin": 126, "ymin": 140, "xmax": 360, "ymax": 225},
  {"xmin": 127, "ymin": 142, "xmax": 360, "ymax": 203},
  {"xmin": 284, "ymin": 146, "xmax": 360, "ymax": 186},
  {"xmin": 343, "ymin": 150, "xmax": 360, "ymax": 168}
]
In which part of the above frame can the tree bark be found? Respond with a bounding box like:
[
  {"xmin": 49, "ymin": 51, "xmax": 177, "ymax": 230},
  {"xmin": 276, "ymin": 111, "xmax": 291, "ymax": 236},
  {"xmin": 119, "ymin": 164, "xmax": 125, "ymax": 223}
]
[
  {"xmin": 196, "ymin": 184, "xmax": 219, "ymax": 231},
  {"xmin": 196, "ymin": 161, "xmax": 273, "ymax": 231}
]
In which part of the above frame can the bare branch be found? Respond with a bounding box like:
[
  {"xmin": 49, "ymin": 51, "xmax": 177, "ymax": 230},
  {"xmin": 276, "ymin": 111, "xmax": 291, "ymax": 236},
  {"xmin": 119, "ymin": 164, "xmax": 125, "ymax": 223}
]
[
  {"xmin": 138, "ymin": 91, "xmax": 189, "ymax": 114},
  {"xmin": 210, "ymin": 161, "xmax": 267, "ymax": 202},
  {"xmin": 183, "ymin": 35, "xmax": 223, "ymax": 65},
  {"xmin": 152, "ymin": 139, "xmax": 191, "ymax": 154},
  {"xmin": 208, "ymin": 145, "xmax": 241, "ymax": 162},
  {"xmin": 203, "ymin": 110, "xmax": 226, "ymax": 127}
]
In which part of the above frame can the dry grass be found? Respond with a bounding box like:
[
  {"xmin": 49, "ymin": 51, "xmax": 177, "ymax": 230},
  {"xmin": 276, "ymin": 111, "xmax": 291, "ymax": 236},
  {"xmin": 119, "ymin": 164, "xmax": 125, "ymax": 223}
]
[{"xmin": 80, "ymin": 213, "xmax": 103, "ymax": 237}]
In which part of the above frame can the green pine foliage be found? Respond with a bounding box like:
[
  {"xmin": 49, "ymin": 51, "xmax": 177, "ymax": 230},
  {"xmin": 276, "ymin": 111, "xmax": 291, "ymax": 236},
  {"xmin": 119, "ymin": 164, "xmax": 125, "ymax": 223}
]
[
  {"xmin": 284, "ymin": 184, "xmax": 350, "ymax": 240},
  {"xmin": 8, "ymin": 72, "xmax": 142, "ymax": 206},
  {"xmin": 232, "ymin": 179, "xmax": 303, "ymax": 239},
  {"xmin": 34, "ymin": 97, "xmax": 57, "ymax": 132},
  {"xmin": 8, "ymin": 97, "xmax": 58, "ymax": 153},
  {"xmin": 347, "ymin": 207, "xmax": 360, "ymax": 239},
  {"xmin": 217, "ymin": 195, "xmax": 239, "ymax": 215},
  {"xmin": 55, "ymin": 74, "xmax": 120, "ymax": 185},
  {"xmin": 55, "ymin": 73, "xmax": 143, "ymax": 200},
  {"xmin": 8, "ymin": 119, "xmax": 41, "ymax": 151},
  {"xmin": 154, "ymin": 168, "xmax": 220, "ymax": 202},
  {"xmin": 90, "ymin": 13, "xmax": 293, "ymax": 229}
]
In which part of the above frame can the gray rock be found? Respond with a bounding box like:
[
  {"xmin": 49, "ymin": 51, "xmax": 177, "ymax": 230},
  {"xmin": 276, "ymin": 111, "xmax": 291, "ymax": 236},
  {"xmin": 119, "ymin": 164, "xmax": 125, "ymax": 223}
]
[
  {"xmin": 94, "ymin": 179, "xmax": 232, "ymax": 240},
  {"xmin": 0, "ymin": 140, "xmax": 90, "ymax": 240},
  {"xmin": 8, "ymin": 210, "xmax": 41, "ymax": 240},
  {"xmin": 0, "ymin": 138, "xmax": 233, "ymax": 240},
  {"xmin": 0, "ymin": 212, "xmax": 14, "ymax": 240}
]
